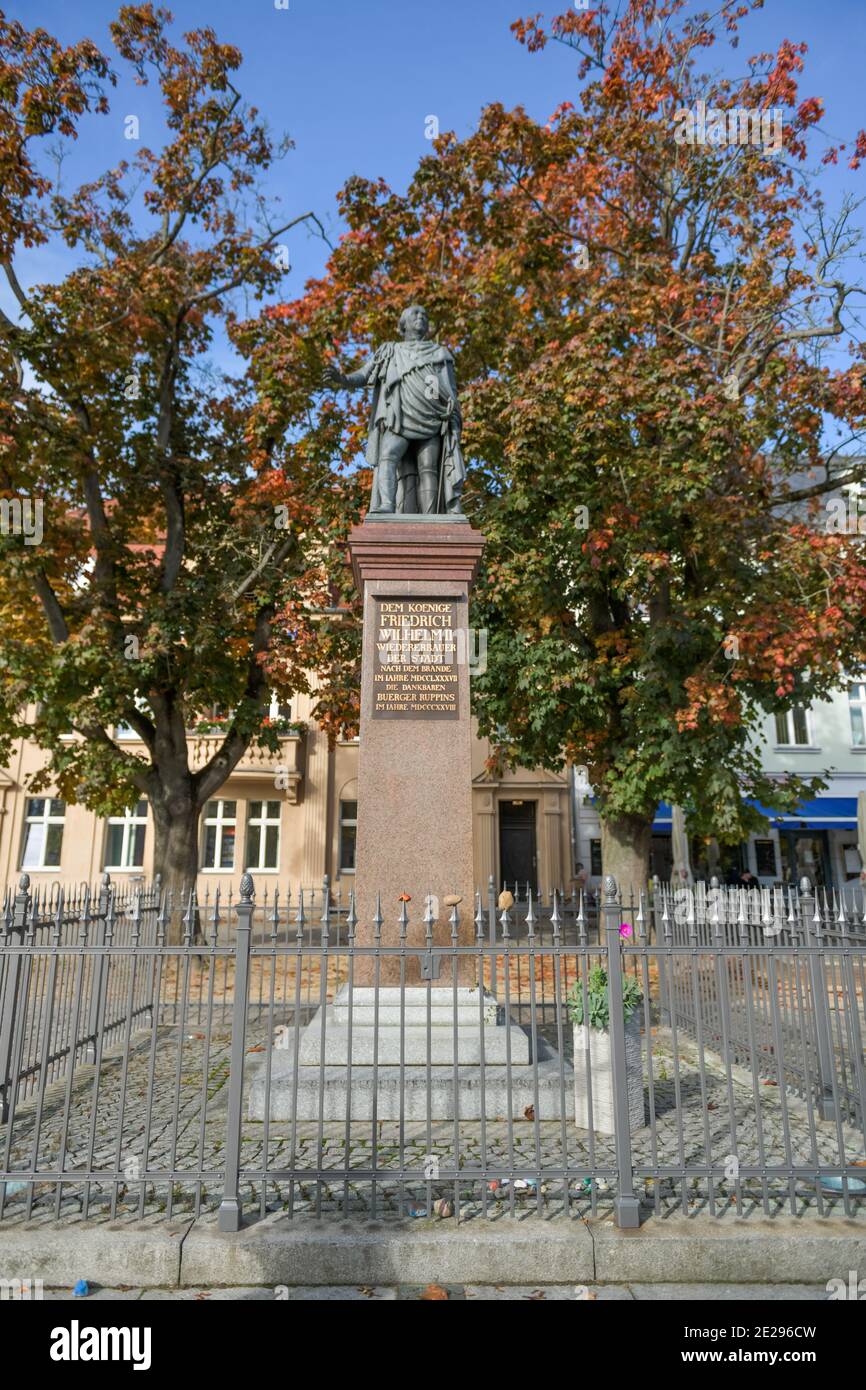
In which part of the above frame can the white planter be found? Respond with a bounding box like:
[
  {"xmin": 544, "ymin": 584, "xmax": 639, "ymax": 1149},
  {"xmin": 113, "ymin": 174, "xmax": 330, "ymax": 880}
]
[{"xmin": 573, "ymin": 1014, "xmax": 644, "ymax": 1135}]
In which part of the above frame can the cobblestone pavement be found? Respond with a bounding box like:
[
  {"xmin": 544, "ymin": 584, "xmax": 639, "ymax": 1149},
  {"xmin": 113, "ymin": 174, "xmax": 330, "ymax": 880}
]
[{"xmin": 1, "ymin": 1021, "xmax": 864, "ymax": 1225}]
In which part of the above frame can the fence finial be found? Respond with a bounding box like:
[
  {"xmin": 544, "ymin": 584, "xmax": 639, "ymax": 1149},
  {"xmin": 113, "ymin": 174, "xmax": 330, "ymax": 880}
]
[
  {"xmin": 239, "ymin": 872, "xmax": 254, "ymax": 903},
  {"xmin": 603, "ymin": 873, "xmax": 618, "ymax": 901},
  {"xmin": 17, "ymin": 873, "xmax": 30, "ymax": 893},
  {"xmin": 799, "ymin": 876, "xmax": 812, "ymax": 894}
]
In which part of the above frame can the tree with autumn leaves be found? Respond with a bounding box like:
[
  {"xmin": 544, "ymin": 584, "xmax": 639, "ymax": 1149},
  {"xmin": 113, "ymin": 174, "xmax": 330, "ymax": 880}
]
[
  {"xmin": 0, "ymin": 5, "xmax": 362, "ymax": 917},
  {"xmin": 253, "ymin": 0, "xmax": 866, "ymax": 892}
]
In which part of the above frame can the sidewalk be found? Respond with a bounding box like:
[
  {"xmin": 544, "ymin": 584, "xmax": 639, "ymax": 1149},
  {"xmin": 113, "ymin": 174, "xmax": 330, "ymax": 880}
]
[{"xmin": 6, "ymin": 1282, "xmax": 836, "ymax": 1301}]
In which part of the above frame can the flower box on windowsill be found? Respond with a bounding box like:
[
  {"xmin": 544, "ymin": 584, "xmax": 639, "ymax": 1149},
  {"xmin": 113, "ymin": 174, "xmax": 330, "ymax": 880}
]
[
  {"xmin": 190, "ymin": 719, "xmax": 307, "ymax": 738},
  {"xmin": 256, "ymin": 718, "xmax": 308, "ymax": 738}
]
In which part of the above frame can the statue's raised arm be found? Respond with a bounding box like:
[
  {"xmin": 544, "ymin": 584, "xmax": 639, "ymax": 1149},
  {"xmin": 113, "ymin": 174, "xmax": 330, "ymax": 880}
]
[{"xmin": 321, "ymin": 356, "xmax": 376, "ymax": 391}]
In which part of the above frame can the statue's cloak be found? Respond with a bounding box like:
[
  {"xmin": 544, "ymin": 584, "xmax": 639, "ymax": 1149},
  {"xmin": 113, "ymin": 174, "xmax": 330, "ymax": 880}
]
[{"xmin": 360, "ymin": 340, "xmax": 466, "ymax": 512}]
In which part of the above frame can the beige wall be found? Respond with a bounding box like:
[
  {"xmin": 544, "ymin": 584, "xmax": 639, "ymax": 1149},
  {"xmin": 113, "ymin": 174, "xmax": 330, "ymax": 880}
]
[{"xmin": 0, "ymin": 702, "xmax": 574, "ymax": 898}]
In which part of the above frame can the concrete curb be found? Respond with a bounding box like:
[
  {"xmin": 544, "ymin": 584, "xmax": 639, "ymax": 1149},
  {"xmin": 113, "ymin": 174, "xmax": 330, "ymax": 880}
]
[
  {"xmin": 0, "ymin": 1215, "xmax": 863, "ymax": 1288},
  {"xmin": 181, "ymin": 1215, "xmax": 595, "ymax": 1287},
  {"xmin": 0, "ymin": 1219, "xmax": 192, "ymax": 1287},
  {"xmin": 589, "ymin": 1217, "xmax": 866, "ymax": 1285}
]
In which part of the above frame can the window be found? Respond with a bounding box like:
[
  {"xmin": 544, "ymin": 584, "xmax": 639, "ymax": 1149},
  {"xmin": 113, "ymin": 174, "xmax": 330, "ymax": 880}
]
[
  {"xmin": 754, "ymin": 839, "xmax": 777, "ymax": 877},
  {"xmin": 842, "ymin": 842, "xmax": 863, "ymax": 881},
  {"xmin": 589, "ymin": 839, "xmax": 603, "ymax": 877},
  {"xmin": 849, "ymin": 683, "xmax": 866, "ymax": 747},
  {"xmin": 245, "ymin": 800, "xmax": 281, "ymax": 870},
  {"xmin": 267, "ymin": 695, "xmax": 292, "ymax": 721},
  {"xmin": 774, "ymin": 707, "xmax": 811, "ymax": 746},
  {"xmin": 339, "ymin": 800, "xmax": 357, "ymax": 872},
  {"xmin": 104, "ymin": 802, "xmax": 147, "ymax": 869},
  {"xmin": 202, "ymin": 800, "xmax": 237, "ymax": 870},
  {"xmin": 21, "ymin": 798, "xmax": 65, "ymax": 869},
  {"xmin": 189, "ymin": 705, "xmax": 228, "ymax": 733}
]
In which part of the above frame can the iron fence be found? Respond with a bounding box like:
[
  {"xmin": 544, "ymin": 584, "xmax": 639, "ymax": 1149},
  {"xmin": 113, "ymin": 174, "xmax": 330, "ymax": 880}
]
[{"xmin": 0, "ymin": 872, "xmax": 863, "ymax": 1230}]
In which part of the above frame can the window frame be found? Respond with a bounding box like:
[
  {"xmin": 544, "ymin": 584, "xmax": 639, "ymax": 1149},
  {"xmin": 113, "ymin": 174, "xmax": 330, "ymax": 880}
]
[
  {"xmin": 244, "ymin": 799, "xmax": 281, "ymax": 872},
  {"xmin": 339, "ymin": 799, "xmax": 358, "ymax": 874},
  {"xmin": 773, "ymin": 706, "xmax": 814, "ymax": 748},
  {"xmin": 848, "ymin": 682, "xmax": 866, "ymax": 748},
  {"xmin": 103, "ymin": 801, "xmax": 148, "ymax": 870},
  {"xmin": 20, "ymin": 797, "xmax": 66, "ymax": 871},
  {"xmin": 201, "ymin": 799, "xmax": 238, "ymax": 872},
  {"xmin": 267, "ymin": 695, "xmax": 292, "ymax": 722}
]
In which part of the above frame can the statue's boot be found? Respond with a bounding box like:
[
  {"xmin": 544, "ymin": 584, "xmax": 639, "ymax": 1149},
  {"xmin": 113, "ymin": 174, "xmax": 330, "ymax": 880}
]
[
  {"xmin": 418, "ymin": 467, "xmax": 439, "ymax": 514},
  {"xmin": 374, "ymin": 459, "xmax": 398, "ymax": 512},
  {"xmin": 397, "ymin": 459, "xmax": 418, "ymax": 514}
]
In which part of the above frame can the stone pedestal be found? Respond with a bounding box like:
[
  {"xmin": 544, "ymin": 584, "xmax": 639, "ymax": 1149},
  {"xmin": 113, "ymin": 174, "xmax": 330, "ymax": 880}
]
[
  {"xmin": 348, "ymin": 515, "xmax": 485, "ymax": 986},
  {"xmin": 249, "ymin": 513, "xmax": 572, "ymax": 1123},
  {"xmin": 248, "ymin": 986, "xmax": 570, "ymax": 1121}
]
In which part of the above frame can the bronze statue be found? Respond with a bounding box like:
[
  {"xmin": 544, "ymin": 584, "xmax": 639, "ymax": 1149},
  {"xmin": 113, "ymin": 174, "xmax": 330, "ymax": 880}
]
[{"xmin": 322, "ymin": 304, "xmax": 465, "ymax": 514}]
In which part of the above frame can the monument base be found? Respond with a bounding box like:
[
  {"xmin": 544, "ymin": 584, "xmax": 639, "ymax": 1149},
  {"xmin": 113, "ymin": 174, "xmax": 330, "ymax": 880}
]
[{"xmin": 248, "ymin": 986, "xmax": 572, "ymax": 1121}]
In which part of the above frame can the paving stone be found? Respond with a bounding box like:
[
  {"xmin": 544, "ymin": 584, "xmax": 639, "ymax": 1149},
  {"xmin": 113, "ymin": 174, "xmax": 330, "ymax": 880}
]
[
  {"xmin": 397, "ymin": 1284, "xmax": 467, "ymax": 1300},
  {"xmin": 628, "ymin": 1283, "xmax": 832, "ymax": 1301},
  {"xmin": 465, "ymin": 1284, "xmax": 634, "ymax": 1300},
  {"xmin": 139, "ymin": 1286, "xmax": 286, "ymax": 1301},
  {"xmin": 23, "ymin": 1281, "xmax": 835, "ymax": 1300},
  {"xmin": 36, "ymin": 1287, "xmax": 145, "ymax": 1301},
  {"xmin": 1, "ymin": 1022, "xmax": 863, "ymax": 1226}
]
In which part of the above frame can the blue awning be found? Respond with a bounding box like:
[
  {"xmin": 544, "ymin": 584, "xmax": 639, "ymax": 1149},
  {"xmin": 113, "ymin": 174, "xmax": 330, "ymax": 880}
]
[
  {"xmin": 749, "ymin": 797, "xmax": 858, "ymax": 831},
  {"xmin": 651, "ymin": 797, "xmax": 858, "ymax": 833}
]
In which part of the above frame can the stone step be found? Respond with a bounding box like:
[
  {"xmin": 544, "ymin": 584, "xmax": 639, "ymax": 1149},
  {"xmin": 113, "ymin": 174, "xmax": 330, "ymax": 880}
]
[
  {"xmin": 331, "ymin": 985, "xmax": 500, "ymax": 1029},
  {"xmin": 294, "ymin": 1020, "xmax": 530, "ymax": 1067},
  {"xmin": 332, "ymin": 1004, "xmax": 499, "ymax": 1027},
  {"xmin": 249, "ymin": 1058, "xmax": 571, "ymax": 1122}
]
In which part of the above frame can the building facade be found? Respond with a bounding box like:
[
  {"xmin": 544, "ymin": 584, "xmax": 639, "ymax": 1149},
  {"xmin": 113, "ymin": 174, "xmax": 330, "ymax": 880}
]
[
  {"xmin": 574, "ymin": 686, "xmax": 866, "ymax": 891},
  {"xmin": 1, "ymin": 686, "xmax": 864, "ymax": 897},
  {"xmin": 0, "ymin": 692, "xmax": 573, "ymax": 900}
]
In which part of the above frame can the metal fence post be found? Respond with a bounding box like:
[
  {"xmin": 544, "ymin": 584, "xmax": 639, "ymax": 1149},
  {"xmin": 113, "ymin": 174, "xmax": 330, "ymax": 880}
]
[
  {"xmin": 85, "ymin": 873, "xmax": 110, "ymax": 1063},
  {"xmin": 604, "ymin": 874, "xmax": 641, "ymax": 1229},
  {"xmin": 651, "ymin": 880, "xmax": 672, "ymax": 1026},
  {"xmin": 799, "ymin": 877, "xmax": 837, "ymax": 1123},
  {"xmin": 218, "ymin": 871, "xmax": 255, "ymax": 1233},
  {"xmin": 0, "ymin": 874, "xmax": 29, "ymax": 1124}
]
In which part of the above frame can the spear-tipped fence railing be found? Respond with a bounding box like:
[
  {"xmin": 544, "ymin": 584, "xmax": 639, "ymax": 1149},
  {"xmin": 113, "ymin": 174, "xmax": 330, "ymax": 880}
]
[{"xmin": 0, "ymin": 872, "xmax": 863, "ymax": 1228}]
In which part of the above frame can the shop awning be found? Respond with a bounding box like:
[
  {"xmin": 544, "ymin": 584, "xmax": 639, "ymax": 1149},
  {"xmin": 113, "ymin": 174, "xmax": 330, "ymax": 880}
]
[
  {"xmin": 748, "ymin": 797, "xmax": 858, "ymax": 831},
  {"xmin": 651, "ymin": 798, "xmax": 858, "ymax": 832}
]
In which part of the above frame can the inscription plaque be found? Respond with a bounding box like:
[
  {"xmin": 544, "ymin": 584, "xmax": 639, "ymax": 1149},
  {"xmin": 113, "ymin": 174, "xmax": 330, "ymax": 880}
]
[{"xmin": 371, "ymin": 597, "xmax": 463, "ymax": 720}]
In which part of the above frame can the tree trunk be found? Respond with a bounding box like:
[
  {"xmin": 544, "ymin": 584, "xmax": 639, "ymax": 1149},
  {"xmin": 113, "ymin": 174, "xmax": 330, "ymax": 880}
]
[
  {"xmin": 151, "ymin": 793, "xmax": 200, "ymax": 944},
  {"xmin": 600, "ymin": 812, "xmax": 653, "ymax": 904}
]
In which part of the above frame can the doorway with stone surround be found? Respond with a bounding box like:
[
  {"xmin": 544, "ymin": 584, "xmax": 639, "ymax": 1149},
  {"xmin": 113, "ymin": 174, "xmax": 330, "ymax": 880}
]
[{"xmin": 498, "ymin": 798, "xmax": 537, "ymax": 896}]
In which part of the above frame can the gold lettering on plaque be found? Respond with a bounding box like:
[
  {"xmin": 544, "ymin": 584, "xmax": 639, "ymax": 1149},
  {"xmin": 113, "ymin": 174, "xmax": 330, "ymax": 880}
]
[{"xmin": 371, "ymin": 599, "xmax": 461, "ymax": 720}]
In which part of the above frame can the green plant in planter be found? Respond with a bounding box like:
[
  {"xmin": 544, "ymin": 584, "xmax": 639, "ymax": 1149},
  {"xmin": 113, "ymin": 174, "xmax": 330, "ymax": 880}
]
[
  {"xmin": 257, "ymin": 717, "xmax": 307, "ymax": 737},
  {"xmin": 567, "ymin": 965, "xmax": 643, "ymax": 1030}
]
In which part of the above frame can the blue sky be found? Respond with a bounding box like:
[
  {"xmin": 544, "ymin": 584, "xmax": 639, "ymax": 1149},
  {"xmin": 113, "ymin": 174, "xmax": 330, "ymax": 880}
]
[{"xmin": 7, "ymin": 0, "xmax": 866, "ymax": 303}]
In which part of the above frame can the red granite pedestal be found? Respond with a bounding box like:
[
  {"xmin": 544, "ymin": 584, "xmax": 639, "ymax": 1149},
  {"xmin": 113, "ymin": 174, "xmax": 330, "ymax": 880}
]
[
  {"xmin": 248, "ymin": 514, "xmax": 571, "ymax": 1119},
  {"xmin": 348, "ymin": 516, "xmax": 485, "ymax": 985}
]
